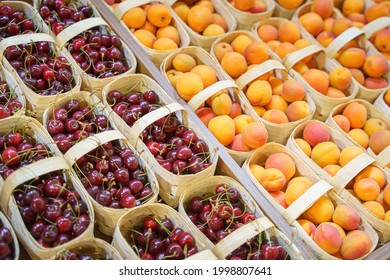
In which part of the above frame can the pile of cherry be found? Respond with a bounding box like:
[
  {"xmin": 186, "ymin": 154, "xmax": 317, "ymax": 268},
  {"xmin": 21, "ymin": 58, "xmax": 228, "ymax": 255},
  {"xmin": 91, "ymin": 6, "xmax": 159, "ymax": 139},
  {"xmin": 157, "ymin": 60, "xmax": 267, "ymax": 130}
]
[
  {"xmin": 38, "ymin": 0, "xmax": 94, "ymax": 35},
  {"xmin": 0, "ymin": 131, "xmax": 53, "ymax": 180},
  {"xmin": 75, "ymin": 141, "xmax": 154, "ymax": 209},
  {"xmin": 66, "ymin": 28, "xmax": 129, "ymax": 79},
  {"xmin": 107, "ymin": 89, "xmax": 212, "ymax": 175},
  {"xmin": 0, "ymin": 81, "xmax": 23, "ymax": 119},
  {"xmin": 46, "ymin": 99, "xmax": 111, "ymax": 153},
  {"xmin": 0, "ymin": 219, "xmax": 15, "ymax": 260},
  {"xmin": 128, "ymin": 216, "xmax": 198, "ymax": 260},
  {"xmin": 0, "ymin": 4, "xmax": 37, "ymax": 39},
  {"xmin": 5, "ymin": 42, "xmax": 75, "ymax": 96},
  {"xmin": 13, "ymin": 172, "xmax": 91, "ymax": 248},
  {"xmin": 185, "ymin": 183, "xmax": 287, "ymax": 260}
]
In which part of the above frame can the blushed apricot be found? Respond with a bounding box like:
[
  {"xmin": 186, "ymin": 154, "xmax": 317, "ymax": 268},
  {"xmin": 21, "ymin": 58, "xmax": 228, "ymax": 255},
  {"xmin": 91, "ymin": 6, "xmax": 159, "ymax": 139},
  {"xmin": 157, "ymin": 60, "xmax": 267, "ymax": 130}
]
[
  {"xmin": 342, "ymin": 102, "xmax": 367, "ymax": 129},
  {"xmin": 262, "ymin": 109, "xmax": 289, "ymax": 124},
  {"xmin": 265, "ymin": 152, "xmax": 296, "ymax": 181},
  {"xmin": 333, "ymin": 115, "xmax": 350, "ymax": 133},
  {"xmin": 242, "ymin": 122, "xmax": 268, "ymax": 148},
  {"xmin": 302, "ymin": 69, "xmax": 329, "ymax": 94},
  {"xmin": 286, "ymin": 101, "xmax": 311, "ymax": 122},
  {"xmin": 281, "ymin": 80, "xmax": 305, "ymax": 102},
  {"xmin": 245, "ymin": 80, "xmax": 272, "ymax": 106},
  {"xmin": 299, "ymin": 12, "xmax": 324, "ymax": 37},
  {"xmin": 303, "ymin": 121, "xmax": 331, "ymax": 147},
  {"xmin": 257, "ymin": 24, "xmax": 278, "ymax": 42}
]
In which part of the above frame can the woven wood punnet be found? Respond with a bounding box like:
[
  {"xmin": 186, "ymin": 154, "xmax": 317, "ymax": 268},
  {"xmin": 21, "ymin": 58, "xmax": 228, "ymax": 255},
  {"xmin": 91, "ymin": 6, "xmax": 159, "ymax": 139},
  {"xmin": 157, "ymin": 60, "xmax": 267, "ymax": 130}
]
[
  {"xmin": 242, "ymin": 143, "xmax": 378, "ymax": 259},
  {"xmin": 374, "ymin": 90, "xmax": 390, "ymax": 118},
  {"xmin": 112, "ymin": 203, "xmax": 218, "ymax": 260}
]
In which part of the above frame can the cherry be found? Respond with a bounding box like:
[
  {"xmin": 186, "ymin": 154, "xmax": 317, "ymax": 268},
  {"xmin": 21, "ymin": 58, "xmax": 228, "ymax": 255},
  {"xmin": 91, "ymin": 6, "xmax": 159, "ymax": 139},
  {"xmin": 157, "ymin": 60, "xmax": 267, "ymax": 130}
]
[
  {"xmin": 178, "ymin": 232, "xmax": 195, "ymax": 248},
  {"xmin": 176, "ymin": 145, "xmax": 192, "ymax": 161},
  {"xmin": 261, "ymin": 244, "xmax": 279, "ymax": 260},
  {"xmin": 56, "ymin": 216, "xmax": 72, "ymax": 233},
  {"xmin": 2, "ymin": 146, "xmax": 21, "ymax": 166},
  {"xmin": 217, "ymin": 204, "xmax": 233, "ymax": 220},
  {"xmin": 188, "ymin": 196, "xmax": 203, "ymax": 213},
  {"xmin": 148, "ymin": 238, "xmax": 164, "ymax": 255},
  {"xmin": 44, "ymin": 178, "xmax": 63, "ymax": 197},
  {"xmin": 96, "ymin": 190, "xmax": 112, "ymax": 206},
  {"xmin": 165, "ymin": 243, "xmax": 183, "ymax": 260},
  {"xmin": 119, "ymin": 194, "xmax": 135, "ymax": 208},
  {"xmin": 72, "ymin": 219, "xmax": 89, "ymax": 237},
  {"xmin": 240, "ymin": 212, "xmax": 256, "ymax": 224},
  {"xmin": 144, "ymin": 217, "xmax": 157, "ymax": 230},
  {"xmin": 0, "ymin": 241, "xmax": 10, "ymax": 259},
  {"xmin": 0, "ymin": 227, "xmax": 11, "ymax": 244},
  {"xmin": 30, "ymin": 196, "xmax": 47, "ymax": 214},
  {"xmin": 41, "ymin": 224, "xmax": 58, "ymax": 243}
]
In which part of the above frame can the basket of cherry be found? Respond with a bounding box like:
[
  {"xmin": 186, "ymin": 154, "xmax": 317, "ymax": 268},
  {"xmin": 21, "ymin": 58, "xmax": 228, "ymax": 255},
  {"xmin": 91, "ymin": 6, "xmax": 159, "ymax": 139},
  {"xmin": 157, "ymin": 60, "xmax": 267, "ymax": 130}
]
[
  {"xmin": 178, "ymin": 176, "xmax": 303, "ymax": 259},
  {"xmin": 0, "ymin": 66, "xmax": 26, "ymax": 119},
  {"xmin": 112, "ymin": 203, "xmax": 218, "ymax": 260},
  {"xmin": 52, "ymin": 237, "xmax": 122, "ymax": 260},
  {"xmin": 0, "ymin": 156, "xmax": 94, "ymax": 259},
  {"xmin": 0, "ymin": 115, "xmax": 61, "ymax": 193},
  {"xmin": 102, "ymin": 74, "xmax": 218, "ymax": 207},
  {"xmin": 0, "ymin": 1, "xmax": 50, "ymax": 39},
  {"xmin": 0, "ymin": 210, "xmax": 19, "ymax": 260},
  {"xmin": 54, "ymin": 16, "xmax": 137, "ymax": 98},
  {"xmin": 0, "ymin": 33, "xmax": 81, "ymax": 120}
]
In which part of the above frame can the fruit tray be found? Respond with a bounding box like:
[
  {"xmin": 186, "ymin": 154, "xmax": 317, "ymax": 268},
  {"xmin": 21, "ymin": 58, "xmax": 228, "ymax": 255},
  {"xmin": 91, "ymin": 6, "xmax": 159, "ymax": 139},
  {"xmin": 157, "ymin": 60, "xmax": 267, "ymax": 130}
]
[
  {"xmin": 178, "ymin": 175, "xmax": 304, "ymax": 260},
  {"xmin": 112, "ymin": 203, "xmax": 218, "ymax": 260},
  {"xmin": 52, "ymin": 237, "xmax": 122, "ymax": 260},
  {"xmin": 111, "ymin": 0, "xmax": 190, "ymax": 66},
  {"xmin": 0, "ymin": 156, "xmax": 95, "ymax": 259},
  {"xmin": 242, "ymin": 142, "xmax": 378, "ymax": 259}
]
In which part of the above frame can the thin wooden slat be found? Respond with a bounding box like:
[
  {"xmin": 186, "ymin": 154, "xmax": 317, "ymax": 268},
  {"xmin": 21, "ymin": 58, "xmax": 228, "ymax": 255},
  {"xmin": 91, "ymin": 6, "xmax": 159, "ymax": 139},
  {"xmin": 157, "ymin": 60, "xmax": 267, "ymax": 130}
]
[{"xmin": 93, "ymin": 0, "xmax": 318, "ymax": 260}]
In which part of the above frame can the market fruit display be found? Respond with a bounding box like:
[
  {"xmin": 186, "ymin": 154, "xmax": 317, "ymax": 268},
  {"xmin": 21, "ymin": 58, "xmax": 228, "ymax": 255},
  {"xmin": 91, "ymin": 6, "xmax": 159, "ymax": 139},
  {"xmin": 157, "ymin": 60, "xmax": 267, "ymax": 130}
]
[
  {"xmin": 0, "ymin": 4, "xmax": 38, "ymax": 39},
  {"xmin": 126, "ymin": 215, "xmax": 199, "ymax": 260},
  {"xmin": 13, "ymin": 171, "xmax": 91, "ymax": 248},
  {"xmin": 75, "ymin": 142, "xmax": 155, "ymax": 209}
]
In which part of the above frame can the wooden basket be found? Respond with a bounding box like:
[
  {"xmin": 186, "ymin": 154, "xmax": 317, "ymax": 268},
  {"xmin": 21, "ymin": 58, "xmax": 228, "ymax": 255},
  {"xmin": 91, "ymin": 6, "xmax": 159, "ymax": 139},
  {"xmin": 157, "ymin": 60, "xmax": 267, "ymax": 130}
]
[
  {"xmin": 362, "ymin": 17, "xmax": 390, "ymax": 64},
  {"xmin": 178, "ymin": 176, "xmax": 303, "ymax": 260},
  {"xmin": 242, "ymin": 143, "xmax": 378, "ymax": 259},
  {"xmin": 112, "ymin": 203, "xmax": 218, "ymax": 260},
  {"xmin": 223, "ymin": 0, "xmax": 275, "ymax": 30},
  {"xmin": 326, "ymin": 99, "xmax": 390, "ymax": 170},
  {"xmin": 102, "ymin": 74, "xmax": 218, "ymax": 208},
  {"xmin": 273, "ymin": 0, "xmax": 308, "ymax": 19},
  {"xmin": 55, "ymin": 17, "xmax": 137, "ymax": 99},
  {"xmin": 283, "ymin": 44, "xmax": 358, "ymax": 121},
  {"xmin": 234, "ymin": 59, "xmax": 316, "ymax": 144},
  {"xmin": 64, "ymin": 129, "xmax": 160, "ymax": 236},
  {"xmin": 0, "ymin": 65, "xmax": 26, "ymax": 118},
  {"xmin": 51, "ymin": 237, "xmax": 123, "ymax": 260},
  {"xmin": 374, "ymin": 90, "xmax": 390, "ymax": 118},
  {"xmin": 113, "ymin": 0, "xmax": 190, "ymax": 66},
  {"xmin": 0, "ymin": 157, "xmax": 95, "ymax": 260},
  {"xmin": 165, "ymin": 0, "xmax": 237, "ymax": 50},
  {"xmin": 0, "ymin": 33, "xmax": 82, "ymax": 121},
  {"xmin": 0, "ymin": 210, "xmax": 20, "ymax": 260},
  {"xmin": 287, "ymin": 120, "xmax": 390, "ymax": 242},
  {"xmin": 0, "ymin": 115, "xmax": 62, "ymax": 196},
  {"xmin": 160, "ymin": 46, "xmax": 261, "ymax": 165}
]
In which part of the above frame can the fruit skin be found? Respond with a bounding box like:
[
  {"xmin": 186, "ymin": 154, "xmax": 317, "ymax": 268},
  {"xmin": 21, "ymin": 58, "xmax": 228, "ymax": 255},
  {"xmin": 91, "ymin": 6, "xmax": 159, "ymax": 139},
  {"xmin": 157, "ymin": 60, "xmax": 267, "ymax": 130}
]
[
  {"xmin": 243, "ymin": 42, "xmax": 269, "ymax": 65},
  {"xmin": 122, "ymin": 7, "xmax": 146, "ymax": 29},
  {"xmin": 221, "ymin": 52, "xmax": 248, "ymax": 79},
  {"xmin": 311, "ymin": 0, "xmax": 334, "ymax": 19},
  {"xmin": 278, "ymin": 22, "xmax": 301, "ymax": 44},
  {"xmin": 303, "ymin": 121, "xmax": 331, "ymax": 148},
  {"xmin": 369, "ymin": 130, "xmax": 390, "ymax": 155},
  {"xmin": 299, "ymin": 12, "xmax": 324, "ymax": 37},
  {"xmin": 363, "ymin": 201, "xmax": 385, "ymax": 219},
  {"xmin": 338, "ymin": 48, "xmax": 366, "ymax": 69},
  {"xmin": 285, "ymin": 182, "xmax": 310, "ymax": 206},
  {"xmin": 364, "ymin": 3, "xmax": 390, "ymax": 23},
  {"xmin": 208, "ymin": 115, "xmax": 236, "ymax": 146},
  {"xmin": 172, "ymin": 53, "xmax": 197, "ymax": 72},
  {"xmin": 363, "ymin": 54, "xmax": 389, "ymax": 78},
  {"xmin": 333, "ymin": 115, "xmax": 350, "ymax": 133},
  {"xmin": 233, "ymin": 114, "xmax": 254, "ymax": 134},
  {"xmin": 257, "ymin": 24, "xmax": 278, "ymax": 42},
  {"xmin": 297, "ymin": 219, "xmax": 316, "ymax": 239},
  {"xmin": 332, "ymin": 204, "xmax": 361, "ymax": 231},
  {"xmin": 340, "ymin": 230, "xmax": 372, "ymax": 260},
  {"xmin": 229, "ymin": 134, "xmax": 251, "ymax": 152},
  {"xmin": 302, "ymin": 69, "xmax": 329, "ymax": 95},
  {"xmin": 265, "ymin": 152, "xmax": 296, "ymax": 181},
  {"xmin": 211, "ymin": 93, "xmax": 232, "ymax": 116},
  {"xmin": 187, "ymin": 6, "xmax": 212, "ymax": 33},
  {"xmin": 329, "ymin": 67, "xmax": 352, "ymax": 91},
  {"xmin": 314, "ymin": 223, "xmax": 342, "ymax": 254},
  {"xmin": 241, "ymin": 122, "xmax": 268, "ymax": 149},
  {"xmin": 303, "ymin": 195, "xmax": 335, "ymax": 224},
  {"xmin": 231, "ymin": 34, "xmax": 253, "ymax": 55},
  {"xmin": 363, "ymin": 118, "xmax": 389, "ymax": 138},
  {"xmin": 342, "ymin": 102, "xmax": 367, "ymax": 129},
  {"xmin": 257, "ymin": 168, "xmax": 287, "ymax": 192},
  {"xmin": 175, "ymin": 72, "xmax": 204, "ymax": 101},
  {"xmin": 190, "ymin": 65, "xmax": 217, "ymax": 88},
  {"xmin": 147, "ymin": 3, "xmax": 172, "ymax": 28},
  {"xmin": 213, "ymin": 42, "xmax": 233, "ymax": 62},
  {"xmin": 339, "ymin": 146, "xmax": 363, "ymax": 167},
  {"xmin": 353, "ymin": 178, "xmax": 381, "ymax": 202},
  {"xmin": 245, "ymin": 80, "xmax": 272, "ymax": 106},
  {"xmin": 286, "ymin": 101, "xmax": 311, "ymax": 122}
]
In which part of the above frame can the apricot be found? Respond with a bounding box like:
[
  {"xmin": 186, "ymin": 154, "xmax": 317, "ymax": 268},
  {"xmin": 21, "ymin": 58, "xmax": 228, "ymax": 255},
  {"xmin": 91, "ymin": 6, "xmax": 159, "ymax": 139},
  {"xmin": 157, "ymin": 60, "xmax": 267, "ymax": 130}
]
[
  {"xmin": 188, "ymin": 6, "xmax": 212, "ymax": 33},
  {"xmin": 265, "ymin": 153, "xmax": 296, "ymax": 181},
  {"xmin": 253, "ymin": 105, "xmax": 266, "ymax": 117},
  {"xmin": 250, "ymin": 0, "xmax": 266, "ymax": 13},
  {"xmin": 333, "ymin": 115, "xmax": 350, "ymax": 133},
  {"xmin": 231, "ymin": 35, "xmax": 253, "ymax": 55},
  {"xmin": 385, "ymin": 210, "xmax": 390, "ymax": 222},
  {"xmin": 234, "ymin": 114, "xmax": 254, "ymax": 134},
  {"xmin": 375, "ymin": 28, "xmax": 390, "ymax": 53},
  {"xmin": 211, "ymin": 13, "xmax": 228, "ymax": 32},
  {"xmin": 250, "ymin": 163, "xmax": 266, "ymax": 183},
  {"xmin": 348, "ymin": 13, "xmax": 367, "ymax": 24},
  {"xmin": 363, "ymin": 54, "xmax": 389, "ymax": 78},
  {"xmin": 122, "ymin": 7, "xmax": 146, "ymax": 29},
  {"xmin": 340, "ymin": 230, "xmax": 371, "ymax": 259},
  {"xmin": 172, "ymin": 1, "xmax": 190, "ymax": 24},
  {"xmin": 229, "ymin": 134, "xmax": 252, "ymax": 152},
  {"xmin": 384, "ymin": 185, "xmax": 390, "ymax": 206},
  {"xmin": 363, "ymin": 118, "xmax": 389, "ymax": 137},
  {"xmin": 190, "ymin": 65, "xmax": 217, "ymax": 88},
  {"xmin": 258, "ymin": 168, "xmax": 287, "ymax": 192},
  {"xmin": 172, "ymin": 53, "xmax": 196, "ymax": 72},
  {"xmin": 364, "ymin": 3, "xmax": 390, "ymax": 23},
  {"xmin": 229, "ymin": 102, "xmax": 243, "ymax": 119},
  {"xmin": 196, "ymin": 0, "xmax": 215, "ymax": 12},
  {"xmin": 243, "ymin": 42, "xmax": 269, "ymax": 65},
  {"xmin": 331, "ymin": 18, "xmax": 353, "ymax": 36},
  {"xmin": 285, "ymin": 182, "xmax": 311, "ymax": 206},
  {"xmin": 269, "ymin": 77, "xmax": 284, "ymax": 95},
  {"xmin": 297, "ymin": 219, "xmax": 316, "ymax": 239},
  {"xmin": 329, "ymin": 67, "xmax": 352, "ymax": 91},
  {"xmin": 246, "ymin": 80, "xmax": 272, "ymax": 106},
  {"xmin": 265, "ymin": 95, "xmax": 288, "ymax": 112},
  {"xmin": 332, "ymin": 204, "xmax": 361, "ymax": 231},
  {"xmin": 323, "ymin": 164, "xmax": 342, "ymax": 176},
  {"xmin": 342, "ymin": 102, "xmax": 367, "ymax": 129},
  {"xmin": 342, "ymin": 0, "xmax": 364, "ymax": 16},
  {"xmin": 166, "ymin": 69, "xmax": 182, "ymax": 88},
  {"xmin": 303, "ymin": 195, "xmax": 335, "ymax": 224},
  {"xmin": 339, "ymin": 146, "xmax": 364, "ymax": 167},
  {"xmin": 338, "ymin": 48, "xmax": 366, "ymax": 68},
  {"xmin": 323, "ymin": 17, "xmax": 335, "ymax": 32},
  {"xmin": 369, "ymin": 130, "xmax": 390, "ymax": 155},
  {"xmin": 278, "ymin": 22, "xmax": 301, "ymax": 44},
  {"xmin": 277, "ymin": 0, "xmax": 303, "ymax": 9},
  {"xmin": 377, "ymin": 192, "xmax": 390, "ymax": 212},
  {"xmin": 139, "ymin": 20, "xmax": 157, "ymax": 34},
  {"xmin": 281, "ymin": 80, "xmax": 305, "ymax": 103},
  {"xmin": 326, "ymin": 87, "xmax": 346, "ymax": 98},
  {"xmin": 270, "ymin": 191, "xmax": 288, "ymax": 208},
  {"xmin": 262, "ymin": 109, "xmax": 289, "ymax": 124},
  {"xmin": 274, "ymin": 42, "xmax": 297, "ymax": 59},
  {"xmin": 349, "ymin": 68, "xmax": 365, "ymax": 84},
  {"xmin": 286, "ymin": 101, "xmax": 311, "ymax": 122},
  {"xmin": 208, "ymin": 115, "xmax": 236, "ymax": 146},
  {"xmin": 303, "ymin": 121, "xmax": 331, "ymax": 147},
  {"xmin": 234, "ymin": 0, "xmax": 255, "ymax": 11},
  {"xmin": 299, "ymin": 12, "xmax": 324, "ymax": 37},
  {"xmin": 221, "ymin": 52, "xmax": 248, "ymax": 79},
  {"xmin": 152, "ymin": 37, "xmax": 178, "ymax": 50},
  {"xmin": 241, "ymin": 122, "xmax": 268, "ymax": 148},
  {"xmin": 384, "ymin": 89, "xmax": 390, "ymax": 106},
  {"xmin": 176, "ymin": 72, "xmax": 204, "ymax": 101},
  {"xmin": 363, "ymin": 201, "xmax": 385, "ymax": 219},
  {"xmin": 295, "ymin": 138, "xmax": 311, "ymax": 157},
  {"xmin": 203, "ymin": 23, "xmax": 225, "ymax": 36},
  {"xmin": 156, "ymin": 25, "xmax": 180, "ymax": 45},
  {"xmin": 267, "ymin": 40, "xmax": 281, "ymax": 51},
  {"xmin": 302, "ymin": 69, "xmax": 329, "ymax": 95},
  {"xmin": 364, "ymin": 77, "xmax": 388, "ymax": 89},
  {"xmin": 324, "ymin": 222, "xmax": 347, "ymax": 239},
  {"xmin": 311, "ymin": 0, "xmax": 334, "ymax": 19},
  {"xmin": 316, "ymin": 31, "xmax": 335, "ymax": 47},
  {"xmin": 353, "ymin": 178, "xmax": 381, "ymax": 201},
  {"xmin": 311, "ymin": 142, "xmax": 340, "ymax": 168},
  {"xmin": 314, "ymin": 223, "xmax": 342, "ymax": 254},
  {"xmin": 257, "ymin": 24, "xmax": 278, "ymax": 42},
  {"xmin": 211, "ymin": 93, "xmax": 232, "ymax": 116},
  {"xmin": 292, "ymin": 61, "xmax": 309, "ymax": 75},
  {"xmin": 147, "ymin": 3, "xmax": 172, "ymax": 28},
  {"xmin": 195, "ymin": 107, "xmax": 216, "ymax": 126},
  {"xmin": 133, "ymin": 29, "xmax": 157, "ymax": 48},
  {"xmin": 356, "ymin": 166, "xmax": 386, "ymax": 189},
  {"xmin": 288, "ymin": 176, "xmax": 313, "ymax": 187},
  {"xmin": 348, "ymin": 129, "xmax": 369, "ymax": 149}
]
